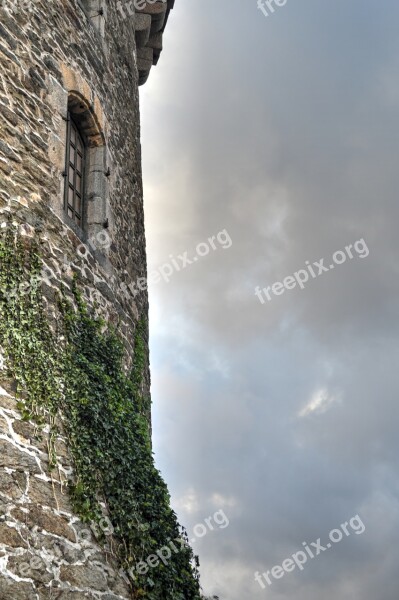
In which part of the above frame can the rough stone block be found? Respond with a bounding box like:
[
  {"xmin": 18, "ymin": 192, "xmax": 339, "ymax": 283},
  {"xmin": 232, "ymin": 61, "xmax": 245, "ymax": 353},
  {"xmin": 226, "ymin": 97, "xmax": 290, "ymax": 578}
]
[
  {"xmin": 7, "ymin": 554, "xmax": 53, "ymax": 584},
  {"xmin": 29, "ymin": 475, "xmax": 72, "ymax": 513},
  {"xmin": 60, "ymin": 564, "xmax": 108, "ymax": 592},
  {"xmin": 0, "ymin": 523, "xmax": 27, "ymax": 548},
  {"xmin": 11, "ymin": 505, "xmax": 76, "ymax": 543},
  {"xmin": 0, "ymin": 439, "xmax": 41, "ymax": 474},
  {"xmin": 0, "ymin": 576, "xmax": 37, "ymax": 600},
  {"xmin": 49, "ymin": 591, "xmax": 91, "ymax": 599},
  {"xmin": 0, "ymin": 469, "xmax": 26, "ymax": 500},
  {"xmin": 135, "ymin": 13, "xmax": 151, "ymax": 48}
]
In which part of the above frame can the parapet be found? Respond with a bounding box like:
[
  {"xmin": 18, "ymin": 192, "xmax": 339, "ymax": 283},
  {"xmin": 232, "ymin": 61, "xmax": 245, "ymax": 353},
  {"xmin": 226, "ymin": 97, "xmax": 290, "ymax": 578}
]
[{"xmin": 134, "ymin": 0, "xmax": 175, "ymax": 85}]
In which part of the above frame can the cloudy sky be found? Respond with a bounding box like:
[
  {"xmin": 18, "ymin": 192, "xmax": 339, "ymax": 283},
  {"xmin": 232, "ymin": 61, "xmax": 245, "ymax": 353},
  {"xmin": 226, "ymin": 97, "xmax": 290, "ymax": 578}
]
[{"xmin": 139, "ymin": 1, "xmax": 399, "ymax": 598}]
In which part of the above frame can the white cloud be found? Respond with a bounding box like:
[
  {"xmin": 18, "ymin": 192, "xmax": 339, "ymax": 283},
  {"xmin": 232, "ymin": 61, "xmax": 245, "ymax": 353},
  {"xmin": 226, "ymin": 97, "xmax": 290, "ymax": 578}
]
[
  {"xmin": 174, "ymin": 488, "xmax": 200, "ymax": 515},
  {"xmin": 298, "ymin": 388, "xmax": 341, "ymax": 418}
]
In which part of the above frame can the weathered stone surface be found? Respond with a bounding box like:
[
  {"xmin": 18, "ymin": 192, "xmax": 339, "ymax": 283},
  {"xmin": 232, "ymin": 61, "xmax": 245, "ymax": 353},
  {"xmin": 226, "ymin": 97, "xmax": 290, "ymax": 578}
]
[
  {"xmin": 60, "ymin": 564, "xmax": 108, "ymax": 592},
  {"xmin": 11, "ymin": 505, "xmax": 76, "ymax": 543},
  {"xmin": 0, "ymin": 392, "xmax": 17, "ymax": 410},
  {"xmin": 12, "ymin": 418, "xmax": 38, "ymax": 442},
  {"xmin": 29, "ymin": 476, "xmax": 72, "ymax": 513},
  {"xmin": 135, "ymin": 13, "xmax": 151, "ymax": 47},
  {"xmin": 54, "ymin": 438, "xmax": 70, "ymax": 460},
  {"xmin": 0, "ymin": 414, "xmax": 9, "ymax": 433},
  {"xmin": 0, "ymin": 576, "xmax": 37, "ymax": 600},
  {"xmin": 40, "ymin": 536, "xmax": 86, "ymax": 565},
  {"xmin": 0, "ymin": 468, "xmax": 26, "ymax": 499},
  {"xmin": 110, "ymin": 578, "xmax": 132, "ymax": 597},
  {"xmin": 7, "ymin": 554, "xmax": 53, "ymax": 584},
  {"xmin": 0, "ymin": 522, "xmax": 27, "ymax": 547},
  {"xmin": 0, "ymin": 439, "xmax": 41, "ymax": 473},
  {"xmin": 49, "ymin": 591, "xmax": 91, "ymax": 600}
]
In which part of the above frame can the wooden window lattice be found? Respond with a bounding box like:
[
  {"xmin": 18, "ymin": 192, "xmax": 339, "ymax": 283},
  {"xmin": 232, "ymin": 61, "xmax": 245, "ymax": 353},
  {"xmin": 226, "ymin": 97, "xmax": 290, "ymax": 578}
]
[{"xmin": 64, "ymin": 114, "xmax": 85, "ymax": 228}]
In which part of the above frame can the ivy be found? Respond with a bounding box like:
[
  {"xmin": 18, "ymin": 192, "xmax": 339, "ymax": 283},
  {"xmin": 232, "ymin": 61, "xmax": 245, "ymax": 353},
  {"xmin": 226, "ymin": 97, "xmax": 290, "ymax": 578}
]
[
  {"xmin": 0, "ymin": 224, "xmax": 62, "ymax": 463},
  {"xmin": 0, "ymin": 224, "xmax": 204, "ymax": 600}
]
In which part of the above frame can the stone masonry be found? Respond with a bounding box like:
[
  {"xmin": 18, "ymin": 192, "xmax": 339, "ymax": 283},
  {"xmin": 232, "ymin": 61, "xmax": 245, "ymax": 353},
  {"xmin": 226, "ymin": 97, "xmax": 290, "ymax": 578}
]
[
  {"xmin": 0, "ymin": 380, "xmax": 132, "ymax": 600},
  {"xmin": 0, "ymin": 0, "xmax": 174, "ymax": 597}
]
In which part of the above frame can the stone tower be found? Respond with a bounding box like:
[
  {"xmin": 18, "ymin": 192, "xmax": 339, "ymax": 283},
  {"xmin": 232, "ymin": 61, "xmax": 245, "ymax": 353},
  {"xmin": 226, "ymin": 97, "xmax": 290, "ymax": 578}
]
[{"xmin": 0, "ymin": 1, "xmax": 202, "ymax": 599}]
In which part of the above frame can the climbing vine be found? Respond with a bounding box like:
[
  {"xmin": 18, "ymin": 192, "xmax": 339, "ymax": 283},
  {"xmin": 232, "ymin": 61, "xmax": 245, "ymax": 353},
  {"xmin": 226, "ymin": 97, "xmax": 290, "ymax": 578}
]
[
  {"xmin": 0, "ymin": 223, "xmax": 203, "ymax": 600},
  {"xmin": 0, "ymin": 224, "xmax": 63, "ymax": 465}
]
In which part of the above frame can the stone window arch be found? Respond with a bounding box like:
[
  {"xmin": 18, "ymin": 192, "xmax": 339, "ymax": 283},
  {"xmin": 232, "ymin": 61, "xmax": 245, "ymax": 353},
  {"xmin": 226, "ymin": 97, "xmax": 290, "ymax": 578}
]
[{"xmin": 64, "ymin": 92, "xmax": 110, "ymax": 255}]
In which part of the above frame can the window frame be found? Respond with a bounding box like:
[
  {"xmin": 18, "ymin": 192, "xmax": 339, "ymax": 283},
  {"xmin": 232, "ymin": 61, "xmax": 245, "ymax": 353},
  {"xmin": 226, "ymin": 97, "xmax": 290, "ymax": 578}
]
[{"xmin": 64, "ymin": 113, "xmax": 86, "ymax": 229}]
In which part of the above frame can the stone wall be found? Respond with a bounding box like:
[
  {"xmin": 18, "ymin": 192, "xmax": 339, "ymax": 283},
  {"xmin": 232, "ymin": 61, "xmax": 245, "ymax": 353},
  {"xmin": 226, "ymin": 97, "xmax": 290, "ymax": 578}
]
[
  {"xmin": 0, "ymin": 0, "xmax": 170, "ymax": 597},
  {"xmin": 0, "ymin": 381, "xmax": 131, "ymax": 600}
]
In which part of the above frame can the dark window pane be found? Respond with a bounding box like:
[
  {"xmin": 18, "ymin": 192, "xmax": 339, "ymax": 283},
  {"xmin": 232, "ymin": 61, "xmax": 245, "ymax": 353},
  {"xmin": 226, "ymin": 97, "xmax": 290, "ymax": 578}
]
[
  {"xmin": 76, "ymin": 173, "xmax": 81, "ymax": 193},
  {"xmin": 69, "ymin": 166, "xmax": 74, "ymax": 185},
  {"xmin": 75, "ymin": 195, "xmax": 81, "ymax": 215},
  {"xmin": 69, "ymin": 145, "xmax": 75, "ymax": 164},
  {"xmin": 68, "ymin": 208, "xmax": 73, "ymax": 219},
  {"xmin": 70, "ymin": 124, "xmax": 76, "ymax": 144},
  {"xmin": 68, "ymin": 186, "xmax": 74, "ymax": 206},
  {"xmin": 77, "ymin": 153, "xmax": 82, "ymax": 173}
]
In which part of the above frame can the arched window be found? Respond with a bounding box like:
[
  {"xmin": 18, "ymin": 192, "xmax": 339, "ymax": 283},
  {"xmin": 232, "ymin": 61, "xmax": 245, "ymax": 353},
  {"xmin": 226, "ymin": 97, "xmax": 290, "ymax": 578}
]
[
  {"xmin": 62, "ymin": 92, "xmax": 109, "ymax": 248},
  {"xmin": 64, "ymin": 114, "xmax": 85, "ymax": 228}
]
